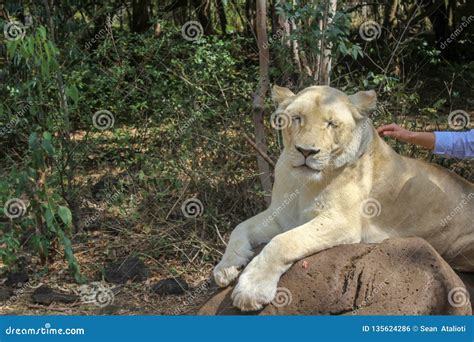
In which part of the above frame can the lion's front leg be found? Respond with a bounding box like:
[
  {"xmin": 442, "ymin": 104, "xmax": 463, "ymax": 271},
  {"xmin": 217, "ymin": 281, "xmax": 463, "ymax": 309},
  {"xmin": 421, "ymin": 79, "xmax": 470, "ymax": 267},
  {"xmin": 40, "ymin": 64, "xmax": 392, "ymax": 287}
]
[
  {"xmin": 213, "ymin": 210, "xmax": 282, "ymax": 287},
  {"xmin": 232, "ymin": 214, "xmax": 361, "ymax": 311}
]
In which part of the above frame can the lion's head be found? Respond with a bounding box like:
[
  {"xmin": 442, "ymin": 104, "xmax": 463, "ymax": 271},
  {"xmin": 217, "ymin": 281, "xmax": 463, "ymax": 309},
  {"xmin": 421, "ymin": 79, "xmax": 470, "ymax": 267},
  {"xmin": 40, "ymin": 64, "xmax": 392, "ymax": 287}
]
[{"xmin": 272, "ymin": 85, "xmax": 377, "ymax": 178}]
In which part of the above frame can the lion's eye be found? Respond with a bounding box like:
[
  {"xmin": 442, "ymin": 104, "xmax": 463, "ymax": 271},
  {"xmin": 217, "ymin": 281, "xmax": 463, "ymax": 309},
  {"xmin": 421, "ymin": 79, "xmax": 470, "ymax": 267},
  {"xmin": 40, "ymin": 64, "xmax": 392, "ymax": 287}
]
[
  {"xmin": 292, "ymin": 116, "xmax": 302, "ymax": 125},
  {"xmin": 327, "ymin": 120, "xmax": 338, "ymax": 128}
]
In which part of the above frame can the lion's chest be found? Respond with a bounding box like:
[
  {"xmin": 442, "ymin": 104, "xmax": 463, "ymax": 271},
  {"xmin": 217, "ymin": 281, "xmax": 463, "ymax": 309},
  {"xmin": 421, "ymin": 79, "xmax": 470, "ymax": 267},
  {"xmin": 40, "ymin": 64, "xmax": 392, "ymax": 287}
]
[{"xmin": 273, "ymin": 193, "xmax": 322, "ymax": 231}]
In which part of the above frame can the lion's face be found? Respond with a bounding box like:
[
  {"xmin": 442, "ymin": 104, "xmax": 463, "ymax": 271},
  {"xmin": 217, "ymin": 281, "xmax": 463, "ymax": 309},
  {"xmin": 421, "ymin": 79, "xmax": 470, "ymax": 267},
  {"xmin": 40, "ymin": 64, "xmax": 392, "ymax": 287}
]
[{"xmin": 272, "ymin": 85, "xmax": 376, "ymax": 176}]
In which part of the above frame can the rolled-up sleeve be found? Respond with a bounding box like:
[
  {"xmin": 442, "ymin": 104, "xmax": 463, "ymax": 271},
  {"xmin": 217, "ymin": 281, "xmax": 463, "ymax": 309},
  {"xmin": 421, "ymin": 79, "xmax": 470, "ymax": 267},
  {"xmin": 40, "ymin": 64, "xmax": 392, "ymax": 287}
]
[{"xmin": 433, "ymin": 129, "xmax": 474, "ymax": 158}]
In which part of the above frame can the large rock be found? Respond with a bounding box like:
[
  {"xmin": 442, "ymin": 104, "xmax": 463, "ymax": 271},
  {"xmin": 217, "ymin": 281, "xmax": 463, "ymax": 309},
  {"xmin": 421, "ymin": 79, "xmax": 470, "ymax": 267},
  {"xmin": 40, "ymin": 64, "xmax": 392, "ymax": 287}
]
[{"xmin": 198, "ymin": 237, "xmax": 471, "ymax": 315}]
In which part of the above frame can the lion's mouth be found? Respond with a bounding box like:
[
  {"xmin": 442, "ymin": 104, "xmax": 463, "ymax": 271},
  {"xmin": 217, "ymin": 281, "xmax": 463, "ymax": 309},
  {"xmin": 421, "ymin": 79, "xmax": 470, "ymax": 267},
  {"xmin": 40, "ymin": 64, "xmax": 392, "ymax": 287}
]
[{"xmin": 298, "ymin": 164, "xmax": 321, "ymax": 172}]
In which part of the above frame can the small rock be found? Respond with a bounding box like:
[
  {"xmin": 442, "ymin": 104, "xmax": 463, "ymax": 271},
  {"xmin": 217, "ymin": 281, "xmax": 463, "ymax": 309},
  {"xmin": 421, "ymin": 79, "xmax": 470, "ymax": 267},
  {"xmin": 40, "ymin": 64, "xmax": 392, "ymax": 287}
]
[
  {"xmin": 152, "ymin": 277, "xmax": 189, "ymax": 295},
  {"xmin": 104, "ymin": 256, "xmax": 149, "ymax": 284},
  {"xmin": 0, "ymin": 287, "xmax": 14, "ymax": 302},
  {"xmin": 5, "ymin": 270, "xmax": 29, "ymax": 287},
  {"xmin": 32, "ymin": 286, "xmax": 78, "ymax": 305}
]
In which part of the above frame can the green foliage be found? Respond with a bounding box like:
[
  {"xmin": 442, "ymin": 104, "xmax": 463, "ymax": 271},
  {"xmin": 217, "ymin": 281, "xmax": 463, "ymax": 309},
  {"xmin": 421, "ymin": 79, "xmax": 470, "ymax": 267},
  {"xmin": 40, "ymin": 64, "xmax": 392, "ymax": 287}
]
[
  {"xmin": 273, "ymin": 0, "xmax": 362, "ymax": 85},
  {"xmin": 0, "ymin": 26, "xmax": 84, "ymax": 282}
]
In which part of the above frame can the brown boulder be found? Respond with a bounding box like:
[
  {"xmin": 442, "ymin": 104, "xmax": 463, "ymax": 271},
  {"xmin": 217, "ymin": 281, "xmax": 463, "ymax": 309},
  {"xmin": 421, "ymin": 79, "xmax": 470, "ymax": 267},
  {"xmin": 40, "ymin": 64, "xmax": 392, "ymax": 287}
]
[{"xmin": 198, "ymin": 237, "xmax": 471, "ymax": 315}]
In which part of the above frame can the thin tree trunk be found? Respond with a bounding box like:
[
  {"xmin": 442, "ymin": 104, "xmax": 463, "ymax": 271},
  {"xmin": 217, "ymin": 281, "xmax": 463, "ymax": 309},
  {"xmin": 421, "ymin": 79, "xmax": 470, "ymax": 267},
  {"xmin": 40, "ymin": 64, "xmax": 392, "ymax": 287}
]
[
  {"xmin": 289, "ymin": 18, "xmax": 302, "ymax": 74},
  {"xmin": 131, "ymin": 0, "xmax": 152, "ymax": 33},
  {"xmin": 253, "ymin": 0, "xmax": 272, "ymax": 205},
  {"xmin": 215, "ymin": 0, "xmax": 227, "ymax": 34},
  {"xmin": 319, "ymin": 0, "xmax": 337, "ymax": 85},
  {"xmin": 192, "ymin": 0, "xmax": 214, "ymax": 35},
  {"xmin": 384, "ymin": 0, "xmax": 399, "ymax": 30},
  {"xmin": 245, "ymin": 0, "xmax": 256, "ymax": 37}
]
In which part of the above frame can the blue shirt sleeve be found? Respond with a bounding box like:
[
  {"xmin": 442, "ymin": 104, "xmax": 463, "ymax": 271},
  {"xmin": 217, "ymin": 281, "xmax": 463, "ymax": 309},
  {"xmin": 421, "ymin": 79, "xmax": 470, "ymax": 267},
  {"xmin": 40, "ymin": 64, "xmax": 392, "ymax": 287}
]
[{"xmin": 433, "ymin": 130, "xmax": 474, "ymax": 158}]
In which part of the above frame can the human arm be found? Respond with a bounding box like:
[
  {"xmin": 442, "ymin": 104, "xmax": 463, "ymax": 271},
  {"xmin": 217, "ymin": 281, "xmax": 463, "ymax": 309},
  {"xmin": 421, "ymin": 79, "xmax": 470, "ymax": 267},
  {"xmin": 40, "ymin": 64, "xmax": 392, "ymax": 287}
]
[{"xmin": 377, "ymin": 123, "xmax": 435, "ymax": 150}]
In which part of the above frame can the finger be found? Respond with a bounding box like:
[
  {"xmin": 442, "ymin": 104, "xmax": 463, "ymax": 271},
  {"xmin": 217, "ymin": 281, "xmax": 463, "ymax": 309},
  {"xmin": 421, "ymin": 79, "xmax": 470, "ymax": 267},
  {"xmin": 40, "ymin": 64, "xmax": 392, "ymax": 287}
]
[
  {"xmin": 383, "ymin": 131, "xmax": 400, "ymax": 139},
  {"xmin": 377, "ymin": 124, "xmax": 396, "ymax": 135}
]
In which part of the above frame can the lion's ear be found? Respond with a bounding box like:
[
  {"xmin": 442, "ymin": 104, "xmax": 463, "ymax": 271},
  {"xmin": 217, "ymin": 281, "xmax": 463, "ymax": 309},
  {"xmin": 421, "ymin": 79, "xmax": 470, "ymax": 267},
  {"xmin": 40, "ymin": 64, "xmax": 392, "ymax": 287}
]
[
  {"xmin": 272, "ymin": 85, "xmax": 295, "ymax": 105},
  {"xmin": 349, "ymin": 90, "xmax": 377, "ymax": 118}
]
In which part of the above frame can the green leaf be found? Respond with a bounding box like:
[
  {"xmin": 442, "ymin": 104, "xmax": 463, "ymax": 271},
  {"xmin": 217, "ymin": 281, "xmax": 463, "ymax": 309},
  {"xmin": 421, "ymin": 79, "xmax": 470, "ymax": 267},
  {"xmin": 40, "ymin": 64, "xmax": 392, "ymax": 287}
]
[
  {"xmin": 43, "ymin": 131, "xmax": 52, "ymax": 141},
  {"xmin": 66, "ymin": 85, "xmax": 79, "ymax": 104},
  {"xmin": 44, "ymin": 207, "xmax": 57, "ymax": 232},
  {"xmin": 58, "ymin": 206, "xmax": 72, "ymax": 227},
  {"xmin": 28, "ymin": 132, "xmax": 38, "ymax": 149},
  {"xmin": 41, "ymin": 139, "xmax": 54, "ymax": 156}
]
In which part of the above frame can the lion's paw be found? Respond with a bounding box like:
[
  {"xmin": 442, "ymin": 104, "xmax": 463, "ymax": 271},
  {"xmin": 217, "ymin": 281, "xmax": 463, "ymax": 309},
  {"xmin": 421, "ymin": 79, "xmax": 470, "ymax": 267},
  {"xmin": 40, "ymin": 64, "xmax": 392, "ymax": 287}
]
[
  {"xmin": 213, "ymin": 264, "xmax": 241, "ymax": 287},
  {"xmin": 231, "ymin": 268, "xmax": 278, "ymax": 311}
]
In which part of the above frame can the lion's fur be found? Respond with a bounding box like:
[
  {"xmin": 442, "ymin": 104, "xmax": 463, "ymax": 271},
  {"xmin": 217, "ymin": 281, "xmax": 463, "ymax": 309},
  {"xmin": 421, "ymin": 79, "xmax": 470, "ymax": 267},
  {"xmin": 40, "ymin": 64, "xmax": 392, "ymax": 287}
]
[{"xmin": 214, "ymin": 85, "xmax": 474, "ymax": 311}]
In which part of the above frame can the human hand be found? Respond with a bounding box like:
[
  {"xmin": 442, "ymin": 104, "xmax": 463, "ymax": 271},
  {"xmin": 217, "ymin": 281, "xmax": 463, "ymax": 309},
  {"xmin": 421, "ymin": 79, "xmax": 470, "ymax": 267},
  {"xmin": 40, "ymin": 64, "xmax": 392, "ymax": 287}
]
[
  {"xmin": 377, "ymin": 123, "xmax": 435, "ymax": 150},
  {"xmin": 376, "ymin": 123, "xmax": 414, "ymax": 143}
]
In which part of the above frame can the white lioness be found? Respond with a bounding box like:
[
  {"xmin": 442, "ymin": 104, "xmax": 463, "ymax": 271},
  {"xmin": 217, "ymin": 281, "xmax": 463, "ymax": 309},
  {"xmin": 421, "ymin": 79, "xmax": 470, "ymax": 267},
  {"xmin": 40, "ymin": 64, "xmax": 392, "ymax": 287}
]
[{"xmin": 213, "ymin": 85, "xmax": 474, "ymax": 311}]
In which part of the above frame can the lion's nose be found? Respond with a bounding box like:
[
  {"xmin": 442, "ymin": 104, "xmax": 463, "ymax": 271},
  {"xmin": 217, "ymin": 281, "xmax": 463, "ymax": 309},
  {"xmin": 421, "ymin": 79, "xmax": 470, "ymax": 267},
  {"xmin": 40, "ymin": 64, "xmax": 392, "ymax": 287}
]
[{"xmin": 296, "ymin": 145, "xmax": 320, "ymax": 158}]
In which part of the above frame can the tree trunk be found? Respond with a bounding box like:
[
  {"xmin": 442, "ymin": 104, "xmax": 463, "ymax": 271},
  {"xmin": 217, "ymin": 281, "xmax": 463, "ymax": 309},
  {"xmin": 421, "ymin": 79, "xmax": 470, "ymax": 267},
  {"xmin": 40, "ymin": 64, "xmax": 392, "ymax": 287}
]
[
  {"xmin": 131, "ymin": 0, "xmax": 152, "ymax": 33},
  {"xmin": 192, "ymin": 0, "xmax": 214, "ymax": 35},
  {"xmin": 384, "ymin": 0, "xmax": 399, "ymax": 30},
  {"xmin": 319, "ymin": 0, "xmax": 337, "ymax": 85},
  {"xmin": 215, "ymin": 0, "xmax": 227, "ymax": 35},
  {"xmin": 245, "ymin": 0, "xmax": 256, "ymax": 38},
  {"xmin": 274, "ymin": 0, "xmax": 299, "ymax": 85},
  {"xmin": 253, "ymin": 0, "xmax": 272, "ymax": 205}
]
